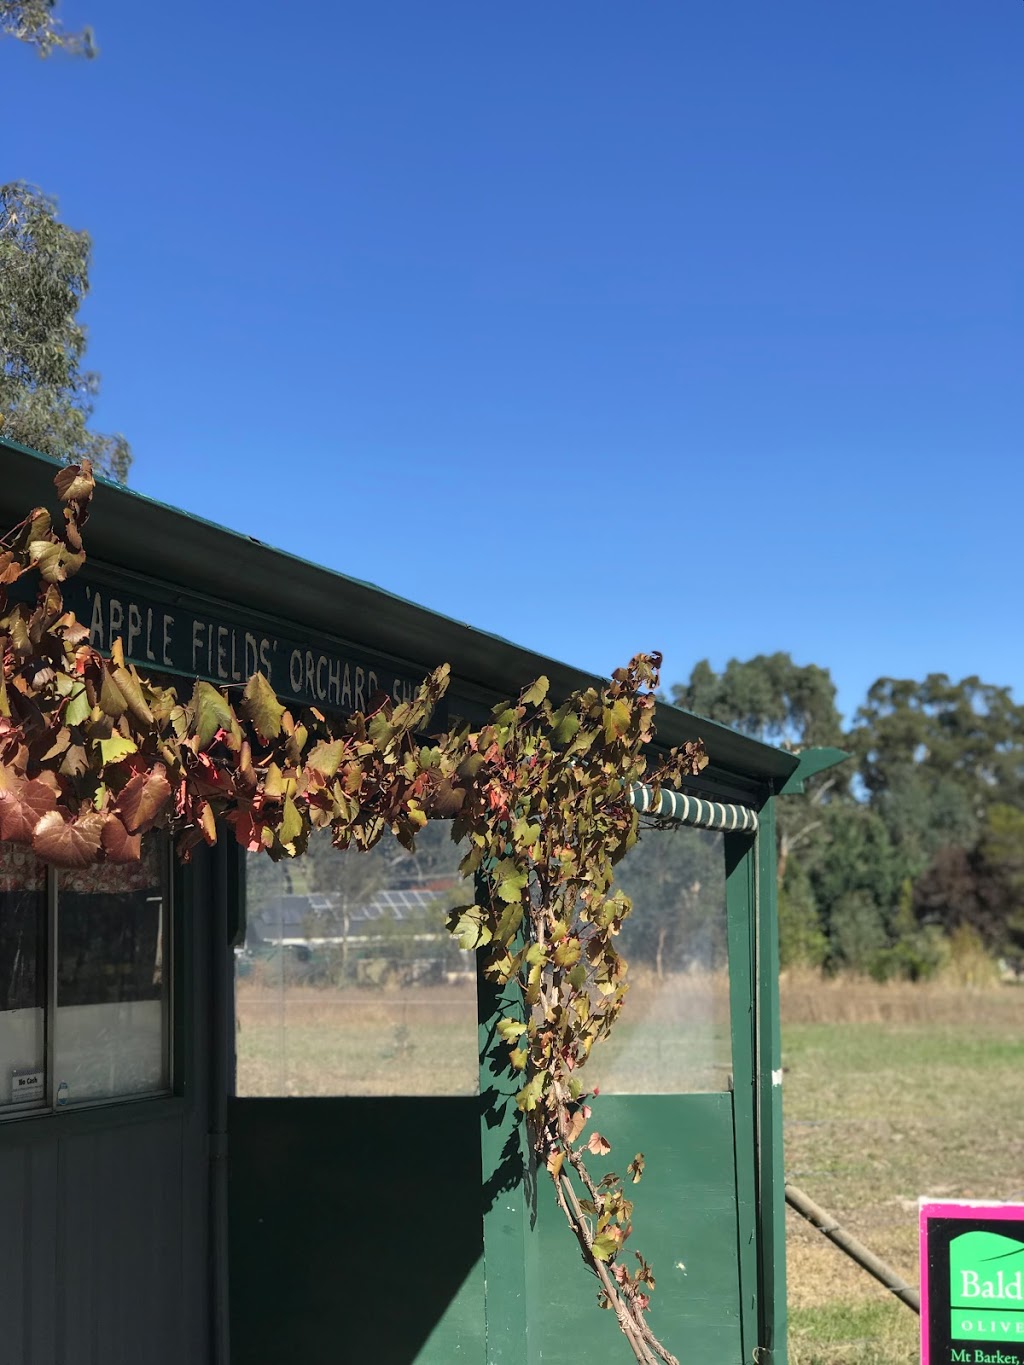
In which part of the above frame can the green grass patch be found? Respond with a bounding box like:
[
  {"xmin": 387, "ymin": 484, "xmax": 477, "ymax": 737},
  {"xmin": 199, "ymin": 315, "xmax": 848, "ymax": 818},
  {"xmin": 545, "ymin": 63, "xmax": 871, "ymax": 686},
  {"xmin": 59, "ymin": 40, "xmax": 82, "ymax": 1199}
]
[{"xmin": 789, "ymin": 1300, "xmax": 918, "ymax": 1364}]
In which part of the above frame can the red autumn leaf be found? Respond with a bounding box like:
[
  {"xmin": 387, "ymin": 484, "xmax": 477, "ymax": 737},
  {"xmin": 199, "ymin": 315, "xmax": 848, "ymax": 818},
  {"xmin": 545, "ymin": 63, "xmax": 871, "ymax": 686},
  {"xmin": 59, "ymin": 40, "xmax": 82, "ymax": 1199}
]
[
  {"xmin": 33, "ymin": 810, "xmax": 105, "ymax": 867},
  {"xmin": 0, "ymin": 775, "xmax": 59, "ymax": 843},
  {"xmin": 586, "ymin": 1131, "xmax": 612, "ymax": 1157},
  {"xmin": 100, "ymin": 815, "xmax": 142, "ymax": 864},
  {"xmin": 195, "ymin": 799, "xmax": 217, "ymax": 845},
  {"xmin": 115, "ymin": 764, "xmax": 172, "ymax": 833},
  {"xmin": 190, "ymin": 751, "xmax": 232, "ymax": 796},
  {"xmin": 225, "ymin": 805, "xmax": 266, "ymax": 853}
]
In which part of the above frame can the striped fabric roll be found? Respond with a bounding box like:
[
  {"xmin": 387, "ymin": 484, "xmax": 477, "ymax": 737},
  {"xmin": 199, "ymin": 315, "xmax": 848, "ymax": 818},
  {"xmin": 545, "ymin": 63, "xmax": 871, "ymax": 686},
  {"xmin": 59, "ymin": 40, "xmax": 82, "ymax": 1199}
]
[{"xmin": 630, "ymin": 783, "xmax": 759, "ymax": 833}]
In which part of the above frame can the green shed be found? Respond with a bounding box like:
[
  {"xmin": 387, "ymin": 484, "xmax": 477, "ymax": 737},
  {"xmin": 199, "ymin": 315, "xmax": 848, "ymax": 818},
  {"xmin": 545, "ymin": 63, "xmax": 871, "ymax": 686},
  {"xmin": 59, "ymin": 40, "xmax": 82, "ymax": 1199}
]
[{"xmin": 0, "ymin": 435, "xmax": 814, "ymax": 1364}]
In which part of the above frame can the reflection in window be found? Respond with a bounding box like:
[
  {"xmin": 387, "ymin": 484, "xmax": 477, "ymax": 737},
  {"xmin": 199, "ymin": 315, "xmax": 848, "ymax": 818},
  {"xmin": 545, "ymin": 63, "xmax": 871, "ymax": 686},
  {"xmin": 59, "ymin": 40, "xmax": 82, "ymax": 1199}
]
[
  {"xmin": 54, "ymin": 838, "xmax": 170, "ymax": 1105},
  {"xmin": 237, "ymin": 823, "xmax": 478, "ymax": 1097},
  {"xmin": 583, "ymin": 825, "xmax": 733, "ymax": 1095},
  {"xmin": 0, "ymin": 845, "xmax": 46, "ymax": 1109}
]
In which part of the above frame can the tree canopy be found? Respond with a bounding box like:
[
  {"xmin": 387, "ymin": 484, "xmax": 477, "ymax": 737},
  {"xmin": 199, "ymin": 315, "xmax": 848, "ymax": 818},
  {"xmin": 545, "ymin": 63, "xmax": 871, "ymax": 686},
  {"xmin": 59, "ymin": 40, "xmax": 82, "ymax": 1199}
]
[
  {"xmin": 0, "ymin": 182, "xmax": 131, "ymax": 480},
  {"xmin": 673, "ymin": 652, "xmax": 845, "ymax": 752},
  {"xmin": 673, "ymin": 652, "xmax": 847, "ymax": 889},
  {"xmin": 850, "ymin": 674, "xmax": 1024, "ymax": 814},
  {"xmin": 2, "ymin": 4, "xmax": 127, "ymax": 477},
  {"xmin": 0, "ymin": 0, "xmax": 93, "ymax": 57}
]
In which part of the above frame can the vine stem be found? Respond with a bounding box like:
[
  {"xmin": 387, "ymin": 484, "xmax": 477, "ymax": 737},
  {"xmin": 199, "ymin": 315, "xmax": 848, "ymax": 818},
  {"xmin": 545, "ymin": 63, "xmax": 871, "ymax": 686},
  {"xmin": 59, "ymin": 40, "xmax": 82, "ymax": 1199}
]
[
  {"xmin": 539, "ymin": 1075, "xmax": 680, "ymax": 1365},
  {"xmin": 0, "ymin": 513, "xmax": 30, "ymax": 548},
  {"xmin": 550, "ymin": 1165, "xmax": 658, "ymax": 1365}
]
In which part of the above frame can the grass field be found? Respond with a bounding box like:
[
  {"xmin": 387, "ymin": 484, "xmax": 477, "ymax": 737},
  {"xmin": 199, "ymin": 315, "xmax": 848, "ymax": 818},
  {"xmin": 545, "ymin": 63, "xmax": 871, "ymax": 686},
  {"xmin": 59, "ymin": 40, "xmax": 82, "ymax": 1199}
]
[
  {"xmin": 781, "ymin": 974, "xmax": 1024, "ymax": 1364},
  {"xmin": 235, "ymin": 978, "xmax": 480, "ymax": 1096},
  {"xmin": 234, "ymin": 963, "xmax": 735, "ymax": 1096},
  {"xmin": 235, "ymin": 968, "xmax": 1024, "ymax": 1363}
]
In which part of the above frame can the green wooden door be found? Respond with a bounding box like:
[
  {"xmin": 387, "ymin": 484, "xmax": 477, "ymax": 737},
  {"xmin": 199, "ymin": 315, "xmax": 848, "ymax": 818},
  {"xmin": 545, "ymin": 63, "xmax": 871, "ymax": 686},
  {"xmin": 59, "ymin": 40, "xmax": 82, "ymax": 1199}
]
[{"xmin": 480, "ymin": 820, "xmax": 776, "ymax": 1365}]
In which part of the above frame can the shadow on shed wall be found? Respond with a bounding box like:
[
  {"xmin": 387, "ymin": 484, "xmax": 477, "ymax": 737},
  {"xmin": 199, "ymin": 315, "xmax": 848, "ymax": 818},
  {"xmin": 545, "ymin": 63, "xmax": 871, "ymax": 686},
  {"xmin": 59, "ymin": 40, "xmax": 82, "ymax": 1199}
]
[{"xmin": 228, "ymin": 1097, "xmax": 484, "ymax": 1365}]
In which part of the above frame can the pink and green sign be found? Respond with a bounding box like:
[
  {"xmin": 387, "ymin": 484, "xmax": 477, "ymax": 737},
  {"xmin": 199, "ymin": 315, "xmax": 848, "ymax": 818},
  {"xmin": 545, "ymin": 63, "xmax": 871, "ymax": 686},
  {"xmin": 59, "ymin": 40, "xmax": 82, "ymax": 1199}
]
[{"xmin": 921, "ymin": 1202, "xmax": 1024, "ymax": 1364}]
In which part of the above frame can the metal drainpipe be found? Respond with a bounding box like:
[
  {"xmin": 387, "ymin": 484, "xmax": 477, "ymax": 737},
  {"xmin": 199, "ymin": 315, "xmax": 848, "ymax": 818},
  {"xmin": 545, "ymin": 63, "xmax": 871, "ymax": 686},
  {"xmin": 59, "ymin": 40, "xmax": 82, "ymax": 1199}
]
[{"xmin": 210, "ymin": 843, "xmax": 234, "ymax": 1365}]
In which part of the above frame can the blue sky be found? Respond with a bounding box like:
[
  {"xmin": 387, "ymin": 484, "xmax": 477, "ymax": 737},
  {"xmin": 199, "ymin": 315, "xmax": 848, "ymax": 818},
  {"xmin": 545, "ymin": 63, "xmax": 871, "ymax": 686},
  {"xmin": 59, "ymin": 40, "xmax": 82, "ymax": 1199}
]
[{"xmin": 5, "ymin": 1, "xmax": 1022, "ymax": 724}]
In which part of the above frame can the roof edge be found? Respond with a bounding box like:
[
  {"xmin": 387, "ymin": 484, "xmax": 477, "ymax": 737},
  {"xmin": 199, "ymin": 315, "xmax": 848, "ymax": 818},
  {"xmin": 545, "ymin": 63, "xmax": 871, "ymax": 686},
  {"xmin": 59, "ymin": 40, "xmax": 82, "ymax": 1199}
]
[{"xmin": 0, "ymin": 437, "xmax": 799, "ymax": 788}]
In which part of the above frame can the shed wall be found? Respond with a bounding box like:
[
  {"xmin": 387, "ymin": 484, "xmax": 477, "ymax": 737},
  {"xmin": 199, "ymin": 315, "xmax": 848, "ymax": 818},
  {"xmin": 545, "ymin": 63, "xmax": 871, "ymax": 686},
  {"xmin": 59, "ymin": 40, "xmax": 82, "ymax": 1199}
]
[{"xmin": 0, "ymin": 849, "xmax": 216, "ymax": 1365}]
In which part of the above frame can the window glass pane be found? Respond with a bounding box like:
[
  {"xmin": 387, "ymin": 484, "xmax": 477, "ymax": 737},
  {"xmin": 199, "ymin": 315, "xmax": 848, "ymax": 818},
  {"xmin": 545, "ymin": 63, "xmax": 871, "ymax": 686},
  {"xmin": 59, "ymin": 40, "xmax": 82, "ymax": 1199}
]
[
  {"xmin": 237, "ymin": 823, "xmax": 478, "ymax": 1097},
  {"xmin": 0, "ymin": 844, "xmax": 46, "ymax": 1111},
  {"xmin": 54, "ymin": 837, "xmax": 170, "ymax": 1105},
  {"xmin": 584, "ymin": 825, "xmax": 733, "ymax": 1095}
]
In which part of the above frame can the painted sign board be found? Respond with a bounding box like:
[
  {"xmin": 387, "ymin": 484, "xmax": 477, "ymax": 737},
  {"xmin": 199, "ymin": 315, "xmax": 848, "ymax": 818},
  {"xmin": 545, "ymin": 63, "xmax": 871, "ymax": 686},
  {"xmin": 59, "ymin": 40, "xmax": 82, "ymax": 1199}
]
[
  {"xmin": 921, "ymin": 1202, "xmax": 1024, "ymax": 1365},
  {"xmin": 54, "ymin": 562, "xmax": 436, "ymax": 720}
]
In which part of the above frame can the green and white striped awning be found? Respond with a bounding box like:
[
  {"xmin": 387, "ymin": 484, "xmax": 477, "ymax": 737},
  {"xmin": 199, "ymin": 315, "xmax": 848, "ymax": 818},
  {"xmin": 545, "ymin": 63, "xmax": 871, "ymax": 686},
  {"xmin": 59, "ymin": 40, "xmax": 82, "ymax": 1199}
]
[{"xmin": 630, "ymin": 783, "xmax": 759, "ymax": 833}]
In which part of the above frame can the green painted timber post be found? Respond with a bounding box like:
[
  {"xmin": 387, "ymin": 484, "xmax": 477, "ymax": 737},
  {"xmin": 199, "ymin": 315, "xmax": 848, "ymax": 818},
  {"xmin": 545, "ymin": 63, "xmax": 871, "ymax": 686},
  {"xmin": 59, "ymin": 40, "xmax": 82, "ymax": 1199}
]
[
  {"xmin": 756, "ymin": 796, "xmax": 787, "ymax": 1363},
  {"xmin": 477, "ymin": 873, "xmax": 530, "ymax": 1365},
  {"xmin": 724, "ymin": 830, "xmax": 762, "ymax": 1363}
]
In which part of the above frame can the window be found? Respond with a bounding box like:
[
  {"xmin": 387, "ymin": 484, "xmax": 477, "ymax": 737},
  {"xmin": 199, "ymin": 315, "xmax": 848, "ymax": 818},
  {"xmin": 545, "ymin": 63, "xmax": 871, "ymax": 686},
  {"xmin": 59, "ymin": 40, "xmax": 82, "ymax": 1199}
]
[
  {"xmin": 584, "ymin": 824, "xmax": 734, "ymax": 1095},
  {"xmin": 0, "ymin": 835, "xmax": 172, "ymax": 1116},
  {"xmin": 236, "ymin": 823, "xmax": 478, "ymax": 1098},
  {"xmin": 0, "ymin": 843, "xmax": 46, "ymax": 1108}
]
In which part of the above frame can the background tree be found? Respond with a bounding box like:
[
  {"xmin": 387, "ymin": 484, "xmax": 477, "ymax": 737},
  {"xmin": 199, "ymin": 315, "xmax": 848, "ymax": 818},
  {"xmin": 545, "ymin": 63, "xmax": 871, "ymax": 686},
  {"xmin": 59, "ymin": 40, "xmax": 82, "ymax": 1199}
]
[
  {"xmin": 777, "ymin": 856, "xmax": 827, "ymax": 970},
  {"xmin": 913, "ymin": 804, "xmax": 1024, "ymax": 966},
  {"xmin": 0, "ymin": 0, "xmax": 93, "ymax": 56},
  {"xmin": 0, "ymin": 182, "xmax": 131, "ymax": 480},
  {"xmin": 850, "ymin": 675, "xmax": 1024, "ymax": 971},
  {"xmin": 672, "ymin": 653, "xmax": 847, "ymax": 907},
  {"xmin": 851, "ymin": 674, "xmax": 1024, "ymax": 817},
  {"xmin": 676, "ymin": 654, "xmax": 845, "ymax": 753},
  {"xmin": 871, "ymin": 768, "xmax": 978, "ymax": 882},
  {"xmin": 671, "ymin": 657, "xmax": 1024, "ymax": 979},
  {"xmin": 2, "ymin": 7, "xmax": 126, "ymax": 478}
]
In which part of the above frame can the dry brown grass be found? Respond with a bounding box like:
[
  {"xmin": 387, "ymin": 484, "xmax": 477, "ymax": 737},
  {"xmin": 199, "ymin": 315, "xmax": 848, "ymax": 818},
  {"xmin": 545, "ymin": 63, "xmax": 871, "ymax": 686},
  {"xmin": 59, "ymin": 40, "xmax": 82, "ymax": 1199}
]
[
  {"xmin": 235, "ymin": 980, "xmax": 478, "ymax": 1096},
  {"xmin": 236, "ymin": 966, "xmax": 737, "ymax": 1097},
  {"xmin": 780, "ymin": 964, "xmax": 1015, "ymax": 1026}
]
